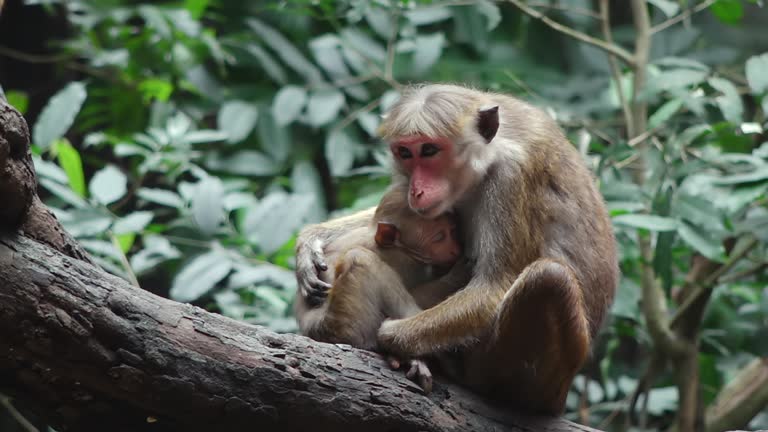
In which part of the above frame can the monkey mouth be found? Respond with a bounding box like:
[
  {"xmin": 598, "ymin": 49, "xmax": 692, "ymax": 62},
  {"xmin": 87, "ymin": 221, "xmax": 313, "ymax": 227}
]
[{"xmin": 414, "ymin": 203, "xmax": 447, "ymax": 219}]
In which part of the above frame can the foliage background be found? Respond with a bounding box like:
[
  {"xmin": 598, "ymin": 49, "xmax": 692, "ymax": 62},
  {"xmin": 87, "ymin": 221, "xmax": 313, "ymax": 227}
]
[{"xmin": 0, "ymin": 0, "xmax": 767, "ymax": 430}]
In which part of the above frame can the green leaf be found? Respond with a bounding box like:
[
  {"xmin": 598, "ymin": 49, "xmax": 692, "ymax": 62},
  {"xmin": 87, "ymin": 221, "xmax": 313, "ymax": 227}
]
[
  {"xmin": 412, "ymin": 33, "xmax": 445, "ymax": 75},
  {"xmin": 245, "ymin": 44, "xmax": 287, "ymax": 84},
  {"xmin": 306, "ymin": 90, "xmax": 345, "ymax": 127},
  {"xmin": 709, "ymin": 77, "xmax": 743, "ymax": 124},
  {"xmin": 652, "ymin": 69, "xmax": 708, "ymax": 92},
  {"xmin": 130, "ymin": 235, "xmax": 181, "ymax": 275},
  {"xmin": 654, "ymin": 57, "xmax": 710, "ymax": 72},
  {"xmin": 476, "ymin": 0, "xmax": 502, "ymax": 30},
  {"xmin": 138, "ymin": 78, "xmax": 173, "ymax": 103},
  {"xmin": 137, "ymin": 188, "xmax": 185, "ymax": 208},
  {"xmin": 713, "ymin": 166, "xmax": 768, "ymax": 185},
  {"xmin": 310, "ymin": 34, "xmax": 349, "ymax": 78},
  {"xmin": 32, "ymin": 155, "xmax": 68, "ymax": 183},
  {"xmin": 113, "ymin": 211, "xmax": 153, "ymax": 235},
  {"xmin": 745, "ymin": 52, "xmax": 768, "ymax": 94},
  {"xmin": 218, "ymin": 100, "xmax": 259, "ymax": 143},
  {"xmin": 206, "ymin": 150, "xmax": 278, "ymax": 176},
  {"xmin": 292, "ymin": 161, "xmax": 327, "ymax": 223},
  {"xmin": 243, "ymin": 192, "xmax": 315, "ymax": 255},
  {"xmin": 170, "ymin": 251, "xmax": 233, "ymax": 302},
  {"xmin": 52, "ymin": 139, "xmax": 86, "ymax": 198},
  {"xmin": 325, "ymin": 129, "xmax": 356, "ymax": 176},
  {"xmin": 192, "ymin": 176, "xmax": 225, "ymax": 235},
  {"xmin": 613, "ymin": 214, "xmax": 679, "ymax": 231},
  {"xmin": 33, "ymin": 82, "xmax": 87, "ymax": 150},
  {"xmin": 183, "ymin": 130, "xmax": 228, "ymax": 145},
  {"xmin": 405, "ymin": 7, "xmax": 452, "ymax": 26},
  {"xmin": 6, "ymin": 90, "xmax": 28, "ymax": 114},
  {"xmin": 647, "ymin": 0, "xmax": 680, "ymax": 17},
  {"xmin": 612, "ymin": 278, "xmax": 641, "ymax": 319},
  {"xmin": 673, "ymin": 193, "xmax": 724, "ymax": 232},
  {"xmin": 259, "ymin": 112, "xmax": 292, "ymax": 163},
  {"xmin": 89, "ymin": 165, "xmax": 127, "ymax": 205},
  {"xmin": 645, "ymin": 387, "xmax": 678, "ymax": 415},
  {"xmin": 272, "ymin": 86, "xmax": 307, "ymax": 126},
  {"xmin": 648, "ymin": 99, "xmax": 683, "ymax": 129},
  {"xmin": 247, "ymin": 19, "xmax": 324, "ymax": 84},
  {"xmin": 340, "ymin": 28, "xmax": 386, "ymax": 64},
  {"xmin": 184, "ymin": 0, "xmax": 209, "ymax": 18},
  {"xmin": 61, "ymin": 208, "xmax": 113, "ymax": 237},
  {"xmin": 678, "ymin": 221, "xmax": 726, "ymax": 262},
  {"xmin": 710, "ymin": 0, "xmax": 743, "ymax": 25},
  {"xmin": 116, "ymin": 233, "xmax": 135, "ymax": 253},
  {"xmin": 364, "ymin": 7, "xmax": 394, "ymax": 38},
  {"xmin": 39, "ymin": 178, "xmax": 87, "ymax": 208}
]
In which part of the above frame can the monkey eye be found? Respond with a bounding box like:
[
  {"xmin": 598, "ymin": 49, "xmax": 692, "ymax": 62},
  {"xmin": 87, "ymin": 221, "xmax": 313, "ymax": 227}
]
[
  {"xmin": 420, "ymin": 143, "xmax": 440, "ymax": 157},
  {"xmin": 397, "ymin": 146, "xmax": 413, "ymax": 159},
  {"xmin": 432, "ymin": 231, "xmax": 446, "ymax": 242}
]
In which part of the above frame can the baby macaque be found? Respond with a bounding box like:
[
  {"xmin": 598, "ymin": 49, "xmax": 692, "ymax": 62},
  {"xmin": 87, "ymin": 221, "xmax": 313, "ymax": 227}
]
[{"xmin": 294, "ymin": 187, "xmax": 463, "ymax": 391}]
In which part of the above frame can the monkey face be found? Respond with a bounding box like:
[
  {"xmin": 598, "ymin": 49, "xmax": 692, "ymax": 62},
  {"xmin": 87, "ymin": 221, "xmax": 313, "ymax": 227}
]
[
  {"xmin": 390, "ymin": 136, "xmax": 460, "ymax": 219},
  {"xmin": 419, "ymin": 215, "xmax": 461, "ymax": 265}
]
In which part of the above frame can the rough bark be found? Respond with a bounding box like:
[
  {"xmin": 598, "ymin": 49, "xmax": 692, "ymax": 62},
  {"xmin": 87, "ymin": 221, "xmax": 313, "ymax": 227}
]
[{"xmin": 0, "ymin": 99, "xmax": 600, "ymax": 432}]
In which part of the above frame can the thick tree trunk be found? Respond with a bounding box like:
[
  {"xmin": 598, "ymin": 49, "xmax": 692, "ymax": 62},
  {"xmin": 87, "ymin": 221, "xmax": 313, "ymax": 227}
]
[{"xmin": 0, "ymin": 100, "xmax": 600, "ymax": 432}]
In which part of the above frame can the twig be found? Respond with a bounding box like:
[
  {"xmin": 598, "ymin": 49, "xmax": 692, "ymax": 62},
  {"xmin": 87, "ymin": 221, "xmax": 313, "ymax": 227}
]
[
  {"xmin": 385, "ymin": 9, "xmax": 400, "ymax": 81},
  {"xmin": 505, "ymin": 0, "xmax": 635, "ymax": 66},
  {"xmin": 670, "ymin": 237, "xmax": 760, "ymax": 328},
  {"xmin": 109, "ymin": 232, "xmax": 140, "ymax": 288},
  {"xmin": 718, "ymin": 262, "xmax": 767, "ymax": 283},
  {"xmin": 599, "ymin": 0, "xmax": 634, "ymax": 138},
  {"xmin": 0, "ymin": 396, "xmax": 39, "ymax": 432},
  {"xmin": 418, "ymin": 0, "xmax": 601, "ymax": 19},
  {"xmin": 307, "ymin": 74, "xmax": 376, "ymax": 91},
  {"xmin": 651, "ymin": 0, "xmax": 717, "ymax": 34},
  {"xmin": 331, "ymin": 98, "xmax": 383, "ymax": 135}
]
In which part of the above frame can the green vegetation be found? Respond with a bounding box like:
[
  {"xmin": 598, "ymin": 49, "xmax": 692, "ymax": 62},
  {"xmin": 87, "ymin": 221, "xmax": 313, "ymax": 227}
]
[{"xmin": 2, "ymin": 0, "xmax": 767, "ymax": 430}]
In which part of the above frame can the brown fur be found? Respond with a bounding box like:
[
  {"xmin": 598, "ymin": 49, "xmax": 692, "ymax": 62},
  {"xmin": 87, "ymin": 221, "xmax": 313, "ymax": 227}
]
[
  {"xmin": 294, "ymin": 187, "xmax": 464, "ymax": 352},
  {"xmin": 296, "ymin": 84, "xmax": 618, "ymax": 415}
]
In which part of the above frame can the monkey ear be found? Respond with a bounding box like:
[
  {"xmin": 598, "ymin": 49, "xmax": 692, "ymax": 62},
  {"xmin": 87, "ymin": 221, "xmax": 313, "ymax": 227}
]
[
  {"xmin": 375, "ymin": 222, "xmax": 399, "ymax": 247},
  {"xmin": 477, "ymin": 106, "xmax": 499, "ymax": 143}
]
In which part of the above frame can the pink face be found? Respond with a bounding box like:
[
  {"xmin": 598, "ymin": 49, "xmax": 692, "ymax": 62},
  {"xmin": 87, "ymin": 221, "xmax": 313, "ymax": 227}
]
[{"xmin": 390, "ymin": 136, "xmax": 456, "ymax": 218}]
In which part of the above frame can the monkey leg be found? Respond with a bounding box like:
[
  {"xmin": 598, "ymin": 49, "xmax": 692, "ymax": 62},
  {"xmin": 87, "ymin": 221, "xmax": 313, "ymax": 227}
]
[{"xmin": 463, "ymin": 259, "xmax": 591, "ymax": 415}]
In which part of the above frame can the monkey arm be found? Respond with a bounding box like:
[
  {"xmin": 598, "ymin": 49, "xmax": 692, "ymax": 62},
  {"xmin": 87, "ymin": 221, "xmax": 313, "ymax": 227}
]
[
  {"xmin": 378, "ymin": 276, "xmax": 507, "ymax": 358},
  {"xmin": 410, "ymin": 258, "xmax": 473, "ymax": 309},
  {"xmin": 295, "ymin": 207, "xmax": 376, "ymax": 303}
]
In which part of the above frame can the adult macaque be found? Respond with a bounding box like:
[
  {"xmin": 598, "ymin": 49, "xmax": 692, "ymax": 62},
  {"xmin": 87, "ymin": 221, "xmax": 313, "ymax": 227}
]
[
  {"xmin": 294, "ymin": 187, "xmax": 466, "ymax": 392},
  {"xmin": 295, "ymin": 84, "xmax": 618, "ymax": 415}
]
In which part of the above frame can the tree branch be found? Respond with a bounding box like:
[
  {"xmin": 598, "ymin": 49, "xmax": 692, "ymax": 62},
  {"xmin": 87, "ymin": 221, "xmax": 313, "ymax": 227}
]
[
  {"xmin": 669, "ymin": 237, "xmax": 760, "ymax": 329},
  {"xmin": 504, "ymin": 0, "xmax": 635, "ymax": 66},
  {"xmin": 650, "ymin": 0, "xmax": 717, "ymax": 35},
  {"xmin": 0, "ymin": 95, "xmax": 598, "ymax": 432},
  {"xmin": 705, "ymin": 358, "xmax": 768, "ymax": 432}
]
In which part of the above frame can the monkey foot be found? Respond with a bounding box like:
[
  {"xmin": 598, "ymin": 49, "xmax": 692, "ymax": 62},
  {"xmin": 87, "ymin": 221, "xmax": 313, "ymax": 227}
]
[{"xmin": 386, "ymin": 356, "xmax": 433, "ymax": 394}]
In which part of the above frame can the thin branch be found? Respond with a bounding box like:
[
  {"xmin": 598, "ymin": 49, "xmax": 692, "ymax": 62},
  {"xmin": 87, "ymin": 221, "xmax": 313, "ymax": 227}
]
[
  {"xmin": 331, "ymin": 97, "xmax": 383, "ymax": 136},
  {"xmin": 504, "ymin": 0, "xmax": 635, "ymax": 66},
  {"xmin": 307, "ymin": 74, "xmax": 376, "ymax": 91},
  {"xmin": 670, "ymin": 237, "xmax": 760, "ymax": 328},
  {"xmin": 599, "ymin": 0, "xmax": 634, "ymax": 138},
  {"xmin": 718, "ymin": 262, "xmax": 767, "ymax": 283},
  {"xmin": 651, "ymin": 0, "xmax": 717, "ymax": 34},
  {"xmin": 626, "ymin": 0, "xmax": 686, "ymax": 357},
  {"xmin": 419, "ymin": 0, "xmax": 601, "ymax": 19},
  {"xmin": 385, "ymin": 10, "xmax": 400, "ymax": 81},
  {"xmin": 109, "ymin": 231, "xmax": 140, "ymax": 288},
  {"xmin": 0, "ymin": 396, "xmax": 39, "ymax": 432}
]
